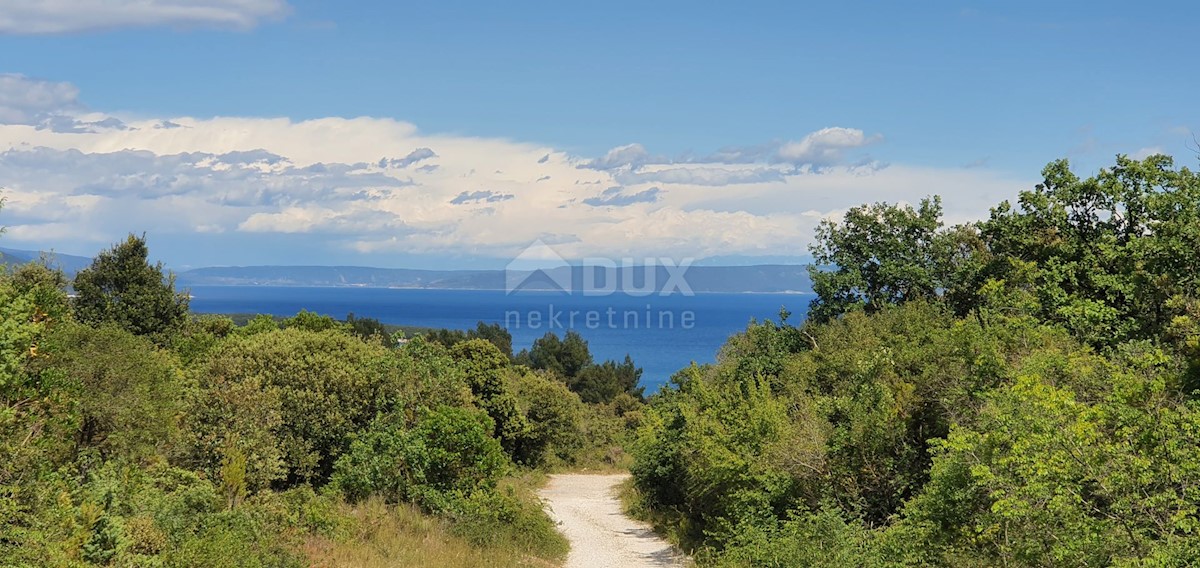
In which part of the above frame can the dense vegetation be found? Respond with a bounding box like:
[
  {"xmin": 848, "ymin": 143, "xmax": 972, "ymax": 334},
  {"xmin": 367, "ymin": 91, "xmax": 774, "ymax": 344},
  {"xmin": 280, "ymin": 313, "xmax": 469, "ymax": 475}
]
[
  {"xmin": 630, "ymin": 154, "xmax": 1200, "ymax": 566},
  {"xmin": 0, "ymin": 233, "xmax": 643, "ymax": 566}
]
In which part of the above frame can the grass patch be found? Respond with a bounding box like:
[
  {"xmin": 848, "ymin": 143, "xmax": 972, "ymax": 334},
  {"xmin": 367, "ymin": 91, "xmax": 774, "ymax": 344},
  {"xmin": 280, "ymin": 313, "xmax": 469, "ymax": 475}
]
[
  {"xmin": 444, "ymin": 474, "xmax": 569, "ymax": 563},
  {"xmin": 302, "ymin": 497, "xmax": 561, "ymax": 568}
]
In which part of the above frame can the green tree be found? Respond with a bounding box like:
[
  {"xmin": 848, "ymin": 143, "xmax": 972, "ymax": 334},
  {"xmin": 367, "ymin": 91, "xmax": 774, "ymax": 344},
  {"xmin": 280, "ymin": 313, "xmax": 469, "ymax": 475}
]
[
  {"xmin": 281, "ymin": 309, "xmax": 342, "ymax": 333},
  {"xmin": 0, "ymin": 263, "xmax": 75, "ymax": 489},
  {"xmin": 331, "ymin": 405, "xmax": 507, "ymax": 512},
  {"xmin": 518, "ymin": 330, "xmax": 593, "ymax": 379},
  {"xmin": 198, "ymin": 327, "xmax": 411, "ymax": 484},
  {"xmin": 181, "ymin": 373, "xmax": 285, "ymax": 492},
  {"xmin": 570, "ymin": 355, "xmax": 644, "ymax": 403},
  {"xmin": 43, "ymin": 323, "xmax": 183, "ymax": 464},
  {"xmin": 896, "ymin": 352, "xmax": 1200, "ymax": 566},
  {"xmin": 807, "ymin": 197, "xmax": 948, "ymax": 322},
  {"xmin": 450, "ymin": 339, "xmax": 531, "ymax": 460},
  {"xmin": 72, "ymin": 234, "xmax": 189, "ymax": 340},
  {"xmin": 424, "ymin": 327, "xmax": 469, "ymax": 348},
  {"xmin": 424, "ymin": 321, "xmax": 514, "ymax": 358},
  {"xmin": 345, "ymin": 312, "xmax": 392, "ymax": 345},
  {"xmin": 468, "ymin": 322, "xmax": 513, "ymax": 358},
  {"xmin": 236, "ymin": 314, "xmax": 280, "ymax": 336},
  {"xmin": 980, "ymin": 154, "xmax": 1200, "ymax": 349}
]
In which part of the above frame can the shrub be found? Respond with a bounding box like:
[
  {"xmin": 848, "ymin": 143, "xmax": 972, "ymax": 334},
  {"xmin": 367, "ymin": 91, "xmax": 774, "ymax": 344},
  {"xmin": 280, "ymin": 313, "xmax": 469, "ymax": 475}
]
[
  {"xmin": 331, "ymin": 406, "xmax": 508, "ymax": 512},
  {"xmin": 196, "ymin": 328, "xmax": 411, "ymax": 484}
]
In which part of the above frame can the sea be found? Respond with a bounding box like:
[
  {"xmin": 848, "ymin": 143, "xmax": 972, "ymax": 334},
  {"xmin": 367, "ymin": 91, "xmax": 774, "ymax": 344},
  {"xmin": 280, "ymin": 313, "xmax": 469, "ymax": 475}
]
[{"xmin": 188, "ymin": 286, "xmax": 813, "ymax": 392}]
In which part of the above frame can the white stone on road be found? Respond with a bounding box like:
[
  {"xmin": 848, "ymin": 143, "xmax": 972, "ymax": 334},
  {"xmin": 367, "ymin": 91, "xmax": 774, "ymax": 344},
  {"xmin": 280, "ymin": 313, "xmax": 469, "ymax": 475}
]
[{"xmin": 539, "ymin": 473, "xmax": 689, "ymax": 568}]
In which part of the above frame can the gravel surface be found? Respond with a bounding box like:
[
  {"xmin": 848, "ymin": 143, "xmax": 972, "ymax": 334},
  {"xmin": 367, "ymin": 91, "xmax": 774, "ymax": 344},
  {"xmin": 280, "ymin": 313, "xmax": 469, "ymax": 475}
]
[{"xmin": 539, "ymin": 473, "xmax": 689, "ymax": 568}]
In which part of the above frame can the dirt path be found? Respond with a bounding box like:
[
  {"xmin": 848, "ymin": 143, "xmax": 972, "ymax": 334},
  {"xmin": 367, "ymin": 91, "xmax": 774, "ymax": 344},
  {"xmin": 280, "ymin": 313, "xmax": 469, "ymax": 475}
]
[{"xmin": 539, "ymin": 473, "xmax": 688, "ymax": 568}]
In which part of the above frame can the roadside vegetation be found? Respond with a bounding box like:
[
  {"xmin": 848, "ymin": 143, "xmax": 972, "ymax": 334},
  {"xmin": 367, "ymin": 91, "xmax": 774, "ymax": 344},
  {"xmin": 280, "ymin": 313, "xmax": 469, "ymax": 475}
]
[
  {"xmin": 0, "ymin": 231, "xmax": 644, "ymax": 566},
  {"xmin": 629, "ymin": 154, "xmax": 1200, "ymax": 566}
]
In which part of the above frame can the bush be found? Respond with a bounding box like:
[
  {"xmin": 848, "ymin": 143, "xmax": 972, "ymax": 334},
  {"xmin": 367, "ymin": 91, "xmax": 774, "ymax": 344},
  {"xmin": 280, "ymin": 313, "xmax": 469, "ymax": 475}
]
[
  {"xmin": 42, "ymin": 322, "xmax": 183, "ymax": 463},
  {"xmin": 445, "ymin": 482, "xmax": 569, "ymax": 561},
  {"xmin": 196, "ymin": 327, "xmax": 412, "ymax": 484},
  {"xmin": 331, "ymin": 406, "xmax": 508, "ymax": 512}
]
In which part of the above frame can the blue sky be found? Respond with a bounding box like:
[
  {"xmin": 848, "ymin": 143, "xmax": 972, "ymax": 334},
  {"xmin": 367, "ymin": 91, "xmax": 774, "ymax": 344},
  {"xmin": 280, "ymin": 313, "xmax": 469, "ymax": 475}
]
[{"xmin": 0, "ymin": 1, "xmax": 1195, "ymax": 269}]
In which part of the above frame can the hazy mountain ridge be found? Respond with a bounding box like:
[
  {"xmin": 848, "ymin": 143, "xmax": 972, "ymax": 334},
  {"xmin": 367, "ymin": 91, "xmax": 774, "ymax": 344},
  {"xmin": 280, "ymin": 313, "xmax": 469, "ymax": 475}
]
[
  {"xmin": 0, "ymin": 247, "xmax": 812, "ymax": 293},
  {"xmin": 177, "ymin": 264, "xmax": 813, "ymax": 294},
  {"xmin": 0, "ymin": 247, "xmax": 93, "ymax": 275}
]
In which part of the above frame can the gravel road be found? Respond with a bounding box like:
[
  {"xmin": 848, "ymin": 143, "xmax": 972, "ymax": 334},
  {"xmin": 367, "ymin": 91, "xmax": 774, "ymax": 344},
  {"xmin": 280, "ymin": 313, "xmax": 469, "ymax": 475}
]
[{"xmin": 539, "ymin": 473, "xmax": 688, "ymax": 568}]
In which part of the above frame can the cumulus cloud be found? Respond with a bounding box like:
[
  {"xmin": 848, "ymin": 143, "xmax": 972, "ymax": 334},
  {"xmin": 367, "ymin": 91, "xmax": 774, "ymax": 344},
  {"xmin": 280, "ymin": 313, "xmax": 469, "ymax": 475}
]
[
  {"xmin": 616, "ymin": 166, "xmax": 785, "ymax": 186},
  {"xmin": 0, "ymin": 76, "xmax": 1032, "ymax": 263},
  {"xmin": 238, "ymin": 206, "xmax": 406, "ymax": 234},
  {"xmin": 383, "ymin": 147, "xmax": 436, "ymax": 168},
  {"xmin": 776, "ymin": 127, "xmax": 882, "ymax": 166},
  {"xmin": 0, "ymin": 0, "xmax": 289, "ymax": 34},
  {"xmin": 583, "ymin": 186, "xmax": 661, "ymax": 207},
  {"xmin": 449, "ymin": 190, "xmax": 514, "ymax": 205},
  {"xmin": 1131, "ymin": 146, "xmax": 1165, "ymax": 160},
  {"xmin": 580, "ymin": 143, "xmax": 651, "ymax": 171},
  {"xmin": 674, "ymin": 128, "xmax": 882, "ymax": 170},
  {"xmin": 0, "ymin": 74, "xmax": 81, "ymax": 124}
]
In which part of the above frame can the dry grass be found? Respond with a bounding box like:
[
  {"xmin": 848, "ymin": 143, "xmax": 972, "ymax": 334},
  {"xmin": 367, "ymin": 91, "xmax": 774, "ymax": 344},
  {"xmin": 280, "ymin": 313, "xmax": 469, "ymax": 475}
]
[{"xmin": 302, "ymin": 498, "xmax": 558, "ymax": 568}]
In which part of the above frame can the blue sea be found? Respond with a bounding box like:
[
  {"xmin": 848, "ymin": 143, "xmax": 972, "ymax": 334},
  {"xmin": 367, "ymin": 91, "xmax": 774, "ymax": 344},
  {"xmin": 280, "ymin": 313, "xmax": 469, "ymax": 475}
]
[{"xmin": 188, "ymin": 286, "xmax": 812, "ymax": 392}]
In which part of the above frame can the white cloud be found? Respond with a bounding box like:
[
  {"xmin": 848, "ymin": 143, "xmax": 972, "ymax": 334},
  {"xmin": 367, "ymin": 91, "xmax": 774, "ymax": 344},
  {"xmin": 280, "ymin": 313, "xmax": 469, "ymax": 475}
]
[
  {"xmin": 0, "ymin": 76, "xmax": 1034, "ymax": 263},
  {"xmin": 1131, "ymin": 146, "xmax": 1165, "ymax": 160},
  {"xmin": 776, "ymin": 127, "xmax": 882, "ymax": 166},
  {"xmin": 0, "ymin": 74, "xmax": 81, "ymax": 124},
  {"xmin": 582, "ymin": 186, "xmax": 661, "ymax": 207},
  {"xmin": 616, "ymin": 165, "xmax": 785, "ymax": 186},
  {"xmin": 0, "ymin": 0, "xmax": 289, "ymax": 34},
  {"xmin": 581, "ymin": 143, "xmax": 651, "ymax": 171}
]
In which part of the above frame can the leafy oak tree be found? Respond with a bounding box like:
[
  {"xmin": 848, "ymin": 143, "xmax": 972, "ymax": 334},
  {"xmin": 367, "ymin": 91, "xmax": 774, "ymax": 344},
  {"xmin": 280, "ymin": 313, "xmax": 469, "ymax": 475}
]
[{"xmin": 807, "ymin": 196, "xmax": 949, "ymax": 323}]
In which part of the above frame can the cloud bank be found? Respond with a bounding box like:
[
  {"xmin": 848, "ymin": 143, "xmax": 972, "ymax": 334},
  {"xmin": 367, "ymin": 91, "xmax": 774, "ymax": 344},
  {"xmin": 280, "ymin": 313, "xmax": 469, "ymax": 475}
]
[
  {"xmin": 0, "ymin": 75, "xmax": 1030, "ymax": 264},
  {"xmin": 0, "ymin": 0, "xmax": 289, "ymax": 34}
]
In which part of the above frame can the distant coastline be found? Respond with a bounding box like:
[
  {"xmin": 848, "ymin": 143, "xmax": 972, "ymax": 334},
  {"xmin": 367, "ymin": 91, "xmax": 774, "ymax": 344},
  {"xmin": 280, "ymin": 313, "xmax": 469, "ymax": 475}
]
[{"xmin": 2, "ymin": 246, "xmax": 814, "ymax": 294}]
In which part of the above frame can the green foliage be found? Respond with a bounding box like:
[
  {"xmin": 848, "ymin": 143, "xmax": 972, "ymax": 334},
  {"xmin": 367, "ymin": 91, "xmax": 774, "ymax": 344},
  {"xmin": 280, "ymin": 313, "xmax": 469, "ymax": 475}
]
[
  {"xmin": 280, "ymin": 308, "xmax": 343, "ymax": 333},
  {"xmin": 509, "ymin": 369, "xmax": 586, "ymax": 465},
  {"xmin": 808, "ymin": 196, "xmax": 949, "ymax": 322},
  {"xmin": 194, "ymin": 327, "xmax": 410, "ymax": 484},
  {"xmin": 980, "ymin": 155, "xmax": 1200, "ymax": 349},
  {"xmin": 72, "ymin": 234, "xmax": 189, "ymax": 341},
  {"xmin": 181, "ymin": 373, "xmax": 285, "ymax": 491},
  {"xmin": 219, "ymin": 443, "xmax": 249, "ymax": 510},
  {"xmin": 424, "ymin": 321, "xmax": 514, "ymax": 357},
  {"xmin": 632, "ymin": 154, "xmax": 1200, "ymax": 566},
  {"xmin": 0, "ymin": 237, "xmax": 579, "ymax": 566},
  {"xmin": 467, "ymin": 321, "xmax": 514, "ymax": 358},
  {"xmin": 330, "ymin": 406, "xmax": 508, "ymax": 512},
  {"xmin": 893, "ymin": 351, "xmax": 1200, "ymax": 566},
  {"xmin": 808, "ymin": 155, "xmax": 1200, "ymax": 353},
  {"xmin": 43, "ymin": 322, "xmax": 183, "ymax": 463},
  {"xmin": 236, "ymin": 313, "xmax": 280, "ymax": 336},
  {"xmin": 345, "ymin": 311, "xmax": 392, "ymax": 345},
  {"xmin": 519, "ymin": 329, "xmax": 594, "ymax": 378},
  {"xmin": 451, "ymin": 339, "xmax": 533, "ymax": 460},
  {"xmin": 517, "ymin": 329, "xmax": 646, "ymax": 403},
  {"xmin": 444, "ymin": 480, "xmax": 570, "ymax": 560},
  {"xmin": 172, "ymin": 314, "xmax": 236, "ymax": 367},
  {"xmin": 571, "ymin": 355, "xmax": 645, "ymax": 403},
  {"xmin": 711, "ymin": 507, "xmax": 885, "ymax": 568}
]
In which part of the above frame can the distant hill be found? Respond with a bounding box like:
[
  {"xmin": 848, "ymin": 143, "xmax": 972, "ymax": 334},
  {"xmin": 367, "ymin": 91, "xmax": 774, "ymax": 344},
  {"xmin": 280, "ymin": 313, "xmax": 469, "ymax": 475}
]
[
  {"xmin": 177, "ymin": 264, "xmax": 813, "ymax": 294},
  {"xmin": 0, "ymin": 246, "xmax": 813, "ymax": 293},
  {"xmin": 0, "ymin": 247, "xmax": 93, "ymax": 275}
]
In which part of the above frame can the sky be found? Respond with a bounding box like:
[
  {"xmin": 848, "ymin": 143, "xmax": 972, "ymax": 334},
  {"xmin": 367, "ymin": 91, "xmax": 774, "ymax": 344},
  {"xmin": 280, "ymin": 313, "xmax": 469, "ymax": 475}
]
[{"xmin": 0, "ymin": 0, "xmax": 1195, "ymax": 269}]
